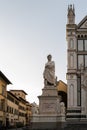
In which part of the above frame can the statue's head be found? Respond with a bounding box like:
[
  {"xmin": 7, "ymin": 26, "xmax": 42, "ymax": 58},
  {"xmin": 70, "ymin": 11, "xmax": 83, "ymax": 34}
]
[{"xmin": 47, "ymin": 54, "xmax": 52, "ymax": 61}]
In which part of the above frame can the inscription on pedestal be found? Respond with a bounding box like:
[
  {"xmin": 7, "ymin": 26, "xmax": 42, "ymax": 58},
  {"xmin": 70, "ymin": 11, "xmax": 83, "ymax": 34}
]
[{"xmin": 42, "ymin": 103, "xmax": 56, "ymax": 113}]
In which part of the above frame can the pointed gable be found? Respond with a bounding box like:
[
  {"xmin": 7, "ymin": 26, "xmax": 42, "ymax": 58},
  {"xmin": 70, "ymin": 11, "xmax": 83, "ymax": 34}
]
[{"xmin": 77, "ymin": 15, "xmax": 87, "ymax": 29}]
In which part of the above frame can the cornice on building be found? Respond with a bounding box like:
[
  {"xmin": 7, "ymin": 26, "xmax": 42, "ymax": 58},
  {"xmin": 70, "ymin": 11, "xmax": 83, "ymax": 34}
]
[
  {"xmin": 10, "ymin": 90, "xmax": 27, "ymax": 95},
  {"xmin": 7, "ymin": 91, "xmax": 20, "ymax": 101},
  {"xmin": 0, "ymin": 71, "xmax": 12, "ymax": 84}
]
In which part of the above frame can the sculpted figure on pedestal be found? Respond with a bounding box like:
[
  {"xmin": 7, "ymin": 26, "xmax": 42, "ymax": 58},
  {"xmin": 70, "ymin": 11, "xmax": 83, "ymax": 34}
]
[
  {"xmin": 43, "ymin": 54, "xmax": 56, "ymax": 87},
  {"xmin": 60, "ymin": 102, "xmax": 65, "ymax": 114},
  {"xmin": 32, "ymin": 104, "xmax": 39, "ymax": 115}
]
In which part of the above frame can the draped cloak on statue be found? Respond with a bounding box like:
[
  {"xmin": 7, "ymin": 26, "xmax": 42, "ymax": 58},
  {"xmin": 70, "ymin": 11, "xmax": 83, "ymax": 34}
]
[{"xmin": 43, "ymin": 60, "xmax": 55, "ymax": 85}]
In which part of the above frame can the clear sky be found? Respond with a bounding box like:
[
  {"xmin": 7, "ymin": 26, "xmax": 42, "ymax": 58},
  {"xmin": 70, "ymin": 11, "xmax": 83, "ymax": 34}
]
[{"xmin": 0, "ymin": 0, "xmax": 87, "ymax": 104}]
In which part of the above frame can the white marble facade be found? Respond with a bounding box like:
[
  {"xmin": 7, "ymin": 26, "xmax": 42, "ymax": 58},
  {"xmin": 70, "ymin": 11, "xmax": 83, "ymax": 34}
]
[{"xmin": 66, "ymin": 5, "xmax": 87, "ymax": 120}]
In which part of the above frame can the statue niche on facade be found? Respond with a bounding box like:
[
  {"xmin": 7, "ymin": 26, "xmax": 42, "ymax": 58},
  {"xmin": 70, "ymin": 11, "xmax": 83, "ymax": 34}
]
[{"xmin": 43, "ymin": 54, "xmax": 56, "ymax": 87}]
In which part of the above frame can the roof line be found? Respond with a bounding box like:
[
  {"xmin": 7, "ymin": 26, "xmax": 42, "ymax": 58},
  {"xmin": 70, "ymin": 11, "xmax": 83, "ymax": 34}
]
[{"xmin": 0, "ymin": 71, "xmax": 12, "ymax": 84}]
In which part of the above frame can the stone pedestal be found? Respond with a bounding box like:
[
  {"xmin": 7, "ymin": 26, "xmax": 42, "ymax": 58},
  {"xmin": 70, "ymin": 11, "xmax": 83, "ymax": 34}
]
[
  {"xmin": 31, "ymin": 85, "xmax": 66, "ymax": 129},
  {"xmin": 38, "ymin": 86, "xmax": 60, "ymax": 115}
]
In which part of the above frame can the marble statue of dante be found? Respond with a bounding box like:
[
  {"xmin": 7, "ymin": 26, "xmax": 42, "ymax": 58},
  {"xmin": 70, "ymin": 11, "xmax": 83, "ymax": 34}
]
[{"xmin": 43, "ymin": 54, "xmax": 56, "ymax": 86}]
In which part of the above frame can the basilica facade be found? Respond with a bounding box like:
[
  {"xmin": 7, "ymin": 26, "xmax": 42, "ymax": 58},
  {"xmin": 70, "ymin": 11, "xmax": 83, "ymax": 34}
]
[{"xmin": 66, "ymin": 5, "xmax": 87, "ymax": 120}]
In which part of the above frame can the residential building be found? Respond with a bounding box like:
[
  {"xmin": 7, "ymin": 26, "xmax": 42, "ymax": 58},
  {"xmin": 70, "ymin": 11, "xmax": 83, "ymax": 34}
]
[
  {"xmin": 0, "ymin": 71, "xmax": 11, "ymax": 127},
  {"xmin": 10, "ymin": 90, "xmax": 29, "ymax": 126},
  {"xmin": 18, "ymin": 96, "xmax": 27, "ymax": 126},
  {"xmin": 6, "ymin": 91, "xmax": 19, "ymax": 127},
  {"xmin": 6, "ymin": 90, "xmax": 32, "ymax": 127},
  {"xmin": 0, "ymin": 71, "xmax": 32, "ymax": 128}
]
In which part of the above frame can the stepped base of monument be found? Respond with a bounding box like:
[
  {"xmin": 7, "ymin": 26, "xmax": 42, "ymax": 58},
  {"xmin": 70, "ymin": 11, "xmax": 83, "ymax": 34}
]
[
  {"xmin": 31, "ymin": 120, "xmax": 87, "ymax": 130},
  {"xmin": 31, "ymin": 122, "xmax": 66, "ymax": 130},
  {"xmin": 31, "ymin": 114, "xmax": 66, "ymax": 129}
]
